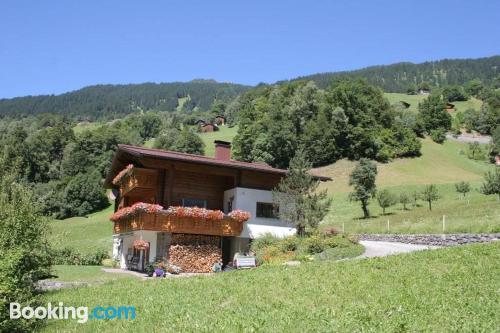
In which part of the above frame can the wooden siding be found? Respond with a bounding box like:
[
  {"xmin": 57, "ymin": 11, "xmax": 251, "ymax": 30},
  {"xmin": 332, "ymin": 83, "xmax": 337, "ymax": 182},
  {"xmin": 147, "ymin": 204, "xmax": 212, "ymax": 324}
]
[
  {"xmin": 240, "ymin": 170, "xmax": 282, "ymax": 190},
  {"xmin": 168, "ymin": 170, "xmax": 234, "ymax": 210}
]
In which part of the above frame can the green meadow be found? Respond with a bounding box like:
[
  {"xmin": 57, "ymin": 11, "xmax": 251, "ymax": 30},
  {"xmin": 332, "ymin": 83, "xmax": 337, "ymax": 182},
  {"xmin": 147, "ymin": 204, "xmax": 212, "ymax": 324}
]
[
  {"xmin": 39, "ymin": 242, "xmax": 500, "ymax": 332},
  {"xmin": 384, "ymin": 93, "xmax": 483, "ymax": 113},
  {"xmin": 199, "ymin": 125, "xmax": 239, "ymax": 157}
]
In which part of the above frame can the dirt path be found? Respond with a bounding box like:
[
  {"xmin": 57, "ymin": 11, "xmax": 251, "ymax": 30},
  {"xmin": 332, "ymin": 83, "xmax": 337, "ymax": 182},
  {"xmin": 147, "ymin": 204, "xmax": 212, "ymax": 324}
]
[{"xmin": 357, "ymin": 241, "xmax": 439, "ymax": 259}]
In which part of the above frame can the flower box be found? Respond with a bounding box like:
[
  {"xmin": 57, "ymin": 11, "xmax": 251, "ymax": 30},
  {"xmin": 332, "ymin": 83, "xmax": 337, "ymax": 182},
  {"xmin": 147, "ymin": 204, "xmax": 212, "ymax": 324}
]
[{"xmin": 111, "ymin": 204, "xmax": 251, "ymax": 237}]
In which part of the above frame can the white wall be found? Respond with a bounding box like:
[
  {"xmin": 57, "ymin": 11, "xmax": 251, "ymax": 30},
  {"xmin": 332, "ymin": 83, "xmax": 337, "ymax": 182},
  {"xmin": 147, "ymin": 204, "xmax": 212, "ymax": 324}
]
[
  {"xmin": 224, "ymin": 187, "xmax": 296, "ymax": 239},
  {"xmin": 117, "ymin": 230, "xmax": 159, "ymax": 269}
]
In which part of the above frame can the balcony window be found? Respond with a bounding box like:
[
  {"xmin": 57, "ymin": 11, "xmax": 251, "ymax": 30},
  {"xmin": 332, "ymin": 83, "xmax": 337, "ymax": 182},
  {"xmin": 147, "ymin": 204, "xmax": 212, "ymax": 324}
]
[
  {"xmin": 181, "ymin": 198, "xmax": 207, "ymax": 208},
  {"xmin": 256, "ymin": 202, "xmax": 279, "ymax": 218}
]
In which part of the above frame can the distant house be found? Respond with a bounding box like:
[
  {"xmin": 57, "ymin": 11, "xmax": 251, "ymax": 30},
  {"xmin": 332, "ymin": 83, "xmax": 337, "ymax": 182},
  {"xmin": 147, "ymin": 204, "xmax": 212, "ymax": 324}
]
[
  {"xmin": 214, "ymin": 115, "xmax": 226, "ymax": 126},
  {"xmin": 199, "ymin": 123, "xmax": 218, "ymax": 133},
  {"xmin": 195, "ymin": 119, "xmax": 206, "ymax": 126},
  {"xmin": 445, "ymin": 102, "xmax": 455, "ymax": 113},
  {"xmin": 105, "ymin": 141, "xmax": 331, "ymax": 272},
  {"xmin": 418, "ymin": 89, "xmax": 430, "ymax": 95}
]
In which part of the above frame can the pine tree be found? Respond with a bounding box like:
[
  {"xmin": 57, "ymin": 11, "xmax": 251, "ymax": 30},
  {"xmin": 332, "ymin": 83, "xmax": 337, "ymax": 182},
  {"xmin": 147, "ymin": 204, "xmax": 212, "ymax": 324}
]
[{"xmin": 273, "ymin": 148, "xmax": 331, "ymax": 236}]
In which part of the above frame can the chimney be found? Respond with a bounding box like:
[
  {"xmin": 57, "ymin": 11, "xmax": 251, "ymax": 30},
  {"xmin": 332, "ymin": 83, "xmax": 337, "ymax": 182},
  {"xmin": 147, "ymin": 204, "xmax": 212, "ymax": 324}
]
[{"xmin": 214, "ymin": 140, "xmax": 231, "ymax": 160}]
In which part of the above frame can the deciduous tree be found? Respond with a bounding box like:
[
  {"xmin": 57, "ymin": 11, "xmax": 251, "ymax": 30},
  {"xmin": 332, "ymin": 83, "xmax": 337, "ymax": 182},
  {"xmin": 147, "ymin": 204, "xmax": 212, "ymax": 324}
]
[
  {"xmin": 349, "ymin": 159, "xmax": 377, "ymax": 218},
  {"xmin": 376, "ymin": 189, "xmax": 397, "ymax": 215},
  {"xmin": 420, "ymin": 185, "xmax": 440, "ymax": 211}
]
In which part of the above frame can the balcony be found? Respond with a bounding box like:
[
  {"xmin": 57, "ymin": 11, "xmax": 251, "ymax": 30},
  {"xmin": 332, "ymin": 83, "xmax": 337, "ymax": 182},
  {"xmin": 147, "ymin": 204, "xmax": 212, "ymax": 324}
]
[
  {"xmin": 112, "ymin": 208, "xmax": 246, "ymax": 237},
  {"xmin": 117, "ymin": 167, "xmax": 158, "ymax": 197}
]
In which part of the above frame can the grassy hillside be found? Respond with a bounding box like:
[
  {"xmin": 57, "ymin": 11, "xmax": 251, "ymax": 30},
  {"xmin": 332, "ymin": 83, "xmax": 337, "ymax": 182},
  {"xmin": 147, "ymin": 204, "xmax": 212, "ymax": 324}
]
[
  {"xmin": 199, "ymin": 125, "xmax": 239, "ymax": 157},
  {"xmin": 313, "ymin": 139, "xmax": 499, "ymax": 233},
  {"xmin": 385, "ymin": 93, "xmax": 483, "ymax": 113},
  {"xmin": 314, "ymin": 138, "xmax": 492, "ymax": 193},
  {"xmin": 48, "ymin": 205, "xmax": 113, "ymax": 255},
  {"xmin": 40, "ymin": 242, "xmax": 500, "ymax": 332}
]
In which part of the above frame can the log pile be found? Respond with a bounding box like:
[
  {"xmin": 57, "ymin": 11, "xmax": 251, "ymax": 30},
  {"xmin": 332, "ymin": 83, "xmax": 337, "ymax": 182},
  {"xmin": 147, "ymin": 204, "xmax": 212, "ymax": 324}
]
[{"xmin": 168, "ymin": 234, "xmax": 222, "ymax": 273}]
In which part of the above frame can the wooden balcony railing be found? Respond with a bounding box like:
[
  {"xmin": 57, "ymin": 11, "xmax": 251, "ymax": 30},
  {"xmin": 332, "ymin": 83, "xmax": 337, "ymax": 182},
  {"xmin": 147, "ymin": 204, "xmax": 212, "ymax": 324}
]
[
  {"xmin": 120, "ymin": 167, "xmax": 158, "ymax": 197},
  {"xmin": 113, "ymin": 211, "xmax": 244, "ymax": 237}
]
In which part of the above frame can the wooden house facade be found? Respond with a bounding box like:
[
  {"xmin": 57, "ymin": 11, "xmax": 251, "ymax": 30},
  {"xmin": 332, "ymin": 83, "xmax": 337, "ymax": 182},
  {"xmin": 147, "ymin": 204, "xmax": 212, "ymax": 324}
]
[{"xmin": 105, "ymin": 141, "xmax": 330, "ymax": 272}]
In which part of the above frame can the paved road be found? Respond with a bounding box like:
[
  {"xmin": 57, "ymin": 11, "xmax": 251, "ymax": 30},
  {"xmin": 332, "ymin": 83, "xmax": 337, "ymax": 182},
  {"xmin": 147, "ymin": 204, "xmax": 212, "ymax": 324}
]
[{"xmin": 358, "ymin": 241, "xmax": 439, "ymax": 259}]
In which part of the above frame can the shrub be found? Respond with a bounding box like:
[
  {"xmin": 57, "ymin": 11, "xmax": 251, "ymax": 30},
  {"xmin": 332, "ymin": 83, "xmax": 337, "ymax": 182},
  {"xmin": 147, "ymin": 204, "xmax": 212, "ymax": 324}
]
[
  {"xmin": 0, "ymin": 175, "xmax": 51, "ymax": 332},
  {"xmin": 430, "ymin": 129, "xmax": 446, "ymax": 144},
  {"xmin": 101, "ymin": 258, "xmax": 115, "ymax": 267},
  {"xmin": 251, "ymin": 233, "xmax": 280, "ymax": 252},
  {"xmin": 302, "ymin": 236, "xmax": 325, "ymax": 255},
  {"xmin": 52, "ymin": 247, "xmax": 109, "ymax": 265},
  {"xmin": 280, "ymin": 236, "xmax": 299, "ymax": 252}
]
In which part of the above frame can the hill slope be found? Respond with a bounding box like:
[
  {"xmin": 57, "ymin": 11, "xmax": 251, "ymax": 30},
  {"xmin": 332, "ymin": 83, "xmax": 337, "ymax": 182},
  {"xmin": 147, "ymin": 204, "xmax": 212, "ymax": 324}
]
[
  {"xmin": 0, "ymin": 80, "xmax": 250, "ymax": 120},
  {"xmin": 288, "ymin": 55, "xmax": 500, "ymax": 92}
]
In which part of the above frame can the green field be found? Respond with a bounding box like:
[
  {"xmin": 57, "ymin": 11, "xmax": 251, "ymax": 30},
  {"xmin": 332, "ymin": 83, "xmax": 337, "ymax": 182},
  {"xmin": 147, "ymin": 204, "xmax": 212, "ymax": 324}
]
[
  {"xmin": 39, "ymin": 242, "xmax": 500, "ymax": 332},
  {"xmin": 384, "ymin": 93, "xmax": 483, "ymax": 113},
  {"xmin": 314, "ymin": 139, "xmax": 499, "ymax": 234},
  {"xmin": 199, "ymin": 125, "xmax": 239, "ymax": 157},
  {"xmin": 49, "ymin": 205, "xmax": 113, "ymax": 255}
]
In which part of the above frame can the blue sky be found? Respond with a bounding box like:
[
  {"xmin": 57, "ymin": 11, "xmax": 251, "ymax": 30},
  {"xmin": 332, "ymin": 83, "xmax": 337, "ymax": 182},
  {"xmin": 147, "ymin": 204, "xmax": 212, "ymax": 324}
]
[{"xmin": 0, "ymin": 0, "xmax": 499, "ymax": 98}]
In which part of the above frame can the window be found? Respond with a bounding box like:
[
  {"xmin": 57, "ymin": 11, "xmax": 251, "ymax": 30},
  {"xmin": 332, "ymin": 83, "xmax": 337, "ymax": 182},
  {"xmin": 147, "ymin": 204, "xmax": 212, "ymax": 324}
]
[
  {"xmin": 256, "ymin": 202, "xmax": 279, "ymax": 218},
  {"xmin": 181, "ymin": 198, "xmax": 207, "ymax": 208}
]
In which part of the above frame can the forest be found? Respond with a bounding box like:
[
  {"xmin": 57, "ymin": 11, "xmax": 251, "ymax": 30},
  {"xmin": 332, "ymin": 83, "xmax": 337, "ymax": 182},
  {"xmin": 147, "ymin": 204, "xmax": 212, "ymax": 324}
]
[
  {"xmin": 0, "ymin": 80, "xmax": 250, "ymax": 120},
  {"xmin": 288, "ymin": 55, "xmax": 500, "ymax": 92}
]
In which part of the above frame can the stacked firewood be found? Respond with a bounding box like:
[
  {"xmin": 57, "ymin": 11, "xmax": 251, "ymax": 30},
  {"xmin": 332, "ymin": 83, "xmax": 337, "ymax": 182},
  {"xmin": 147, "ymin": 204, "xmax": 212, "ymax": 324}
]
[{"xmin": 168, "ymin": 234, "xmax": 222, "ymax": 273}]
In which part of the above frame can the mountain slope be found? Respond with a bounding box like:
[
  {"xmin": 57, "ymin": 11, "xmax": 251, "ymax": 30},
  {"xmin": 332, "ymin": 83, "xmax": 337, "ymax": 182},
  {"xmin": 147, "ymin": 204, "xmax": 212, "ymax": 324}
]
[
  {"xmin": 0, "ymin": 80, "xmax": 251, "ymax": 120},
  {"xmin": 287, "ymin": 55, "xmax": 500, "ymax": 92}
]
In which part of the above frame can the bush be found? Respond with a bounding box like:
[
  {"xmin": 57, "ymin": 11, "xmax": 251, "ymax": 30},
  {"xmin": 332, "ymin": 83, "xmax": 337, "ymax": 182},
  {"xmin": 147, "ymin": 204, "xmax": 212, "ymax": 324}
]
[
  {"xmin": 430, "ymin": 129, "xmax": 446, "ymax": 144},
  {"xmin": 250, "ymin": 233, "xmax": 280, "ymax": 252},
  {"xmin": 279, "ymin": 236, "xmax": 299, "ymax": 252},
  {"xmin": 0, "ymin": 176, "xmax": 51, "ymax": 332},
  {"xmin": 101, "ymin": 258, "xmax": 116, "ymax": 267},
  {"xmin": 52, "ymin": 247, "xmax": 109, "ymax": 265},
  {"xmin": 301, "ymin": 236, "xmax": 325, "ymax": 255}
]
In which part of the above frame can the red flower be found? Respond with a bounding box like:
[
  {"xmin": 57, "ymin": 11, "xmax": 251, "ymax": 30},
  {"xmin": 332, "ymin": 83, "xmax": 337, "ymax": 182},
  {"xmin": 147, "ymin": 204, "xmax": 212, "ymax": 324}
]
[{"xmin": 110, "ymin": 202, "xmax": 163, "ymax": 222}]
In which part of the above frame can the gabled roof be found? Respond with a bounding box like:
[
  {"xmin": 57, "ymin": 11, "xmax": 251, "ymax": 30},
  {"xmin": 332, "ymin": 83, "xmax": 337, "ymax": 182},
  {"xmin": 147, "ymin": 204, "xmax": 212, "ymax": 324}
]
[{"xmin": 104, "ymin": 144, "xmax": 331, "ymax": 187}]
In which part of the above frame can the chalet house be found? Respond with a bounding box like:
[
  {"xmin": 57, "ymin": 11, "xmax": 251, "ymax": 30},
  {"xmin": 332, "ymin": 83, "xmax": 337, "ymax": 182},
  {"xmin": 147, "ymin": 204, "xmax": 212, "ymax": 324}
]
[
  {"xmin": 214, "ymin": 115, "xmax": 226, "ymax": 126},
  {"xmin": 104, "ymin": 141, "xmax": 330, "ymax": 272},
  {"xmin": 199, "ymin": 122, "xmax": 218, "ymax": 133}
]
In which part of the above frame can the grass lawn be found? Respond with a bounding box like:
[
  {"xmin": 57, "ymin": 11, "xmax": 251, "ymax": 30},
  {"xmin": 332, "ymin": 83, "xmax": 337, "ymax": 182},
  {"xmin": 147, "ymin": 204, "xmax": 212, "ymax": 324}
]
[
  {"xmin": 39, "ymin": 242, "xmax": 500, "ymax": 332},
  {"xmin": 48, "ymin": 205, "xmax": 114, "ymax": 255},
  {"xmin": 48, "ymin": 265, "xmax": 138, "ymax": 283},
  {"xmin": 199, "ymin": 125, "xmax": 239, "ymax": 157}
]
